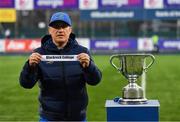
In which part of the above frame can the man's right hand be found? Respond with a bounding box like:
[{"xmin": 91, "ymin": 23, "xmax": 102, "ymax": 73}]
[{"xmin": 29, "ymin": 52, "xmax": 42, "ymax": 67}]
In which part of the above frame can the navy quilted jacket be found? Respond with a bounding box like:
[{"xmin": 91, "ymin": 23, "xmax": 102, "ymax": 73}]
[{"xmin": 19, "ymin": 33, "xmax": 102, "ymax": 121}]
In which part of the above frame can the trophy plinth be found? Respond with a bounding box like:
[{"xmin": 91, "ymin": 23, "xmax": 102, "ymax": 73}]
[{"xmin": 110, "ymin": 54, "xmax": 155, "ymax": 104}]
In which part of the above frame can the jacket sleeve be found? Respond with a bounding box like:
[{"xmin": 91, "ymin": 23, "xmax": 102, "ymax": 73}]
[
  {"xmin": 83, "ymin": 50, "xmax": 102, "ymax": 86},
  {"xmin": 19, "ymin": 60, "xmax": 39, "ymax": 89}
]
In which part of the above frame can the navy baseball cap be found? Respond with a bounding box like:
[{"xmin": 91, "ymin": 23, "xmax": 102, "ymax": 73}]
[{"xmin": 49, "ymin": 12, "xmax": 72, "ymax": 26}]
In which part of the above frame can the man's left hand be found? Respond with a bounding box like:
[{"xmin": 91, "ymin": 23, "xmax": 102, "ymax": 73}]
[{"xmin": 77, "ymin": 53, "xmax": 90, "ymax": 68}]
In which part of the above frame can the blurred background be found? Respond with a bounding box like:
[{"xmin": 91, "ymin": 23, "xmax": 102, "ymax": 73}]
[{"xmin": 0, "ymin": 0, "xmax": 180, "ymax": 121}]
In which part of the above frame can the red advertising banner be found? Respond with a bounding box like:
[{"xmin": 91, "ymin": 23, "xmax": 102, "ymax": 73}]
[{"xmin": 5, "ymin": 39, "xmax": 41, "ymax": 52}]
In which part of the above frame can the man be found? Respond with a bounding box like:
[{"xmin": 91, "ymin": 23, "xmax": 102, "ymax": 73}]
[
  {"xmin": 19, "ymin": 12, "xmax": 102, "ymax": 121},
  {"xmin": 152, "ymin": 34, "xmax": 159, "ymax": 53}
]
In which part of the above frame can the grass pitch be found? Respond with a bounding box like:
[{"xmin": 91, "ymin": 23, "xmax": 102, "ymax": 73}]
[{"xmin": 0, "ymin": 55, "xmax": 180, "ymax": 121}]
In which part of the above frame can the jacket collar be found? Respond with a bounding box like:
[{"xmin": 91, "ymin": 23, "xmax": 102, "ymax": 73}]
[{"xmin": 41, "ymin": 33, "xmax": 78, "ymax": 52}]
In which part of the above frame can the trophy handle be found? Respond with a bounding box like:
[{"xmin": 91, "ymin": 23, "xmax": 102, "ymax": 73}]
[
  {"xmin": 110, "ymin": 55, "xmax": 122, "ymax": 72},
  {"xmin": 144, "ymin": 54, "xmax": 155, "ymax": 72}
]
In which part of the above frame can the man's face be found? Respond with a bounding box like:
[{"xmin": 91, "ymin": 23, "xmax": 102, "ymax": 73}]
[{"xmin": 49, "ymin": 21, "xmax": 72, "ymax": 45}]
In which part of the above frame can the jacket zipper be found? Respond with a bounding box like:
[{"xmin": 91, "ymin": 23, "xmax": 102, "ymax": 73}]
[{"xmin": 60, "ymin": 51, "xmax": 71, "ymax": 119}]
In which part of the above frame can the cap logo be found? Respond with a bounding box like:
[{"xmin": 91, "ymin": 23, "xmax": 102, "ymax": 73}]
[{"xmin": 57, "ymin": 14, "xmax": 64, "ymax": 18}]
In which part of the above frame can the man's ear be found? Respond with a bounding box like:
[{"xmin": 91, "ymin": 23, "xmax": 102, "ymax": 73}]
[
  {"xmin": 48, "ymin": 27, "xmax": 51, "ymax": 34},
  {"xmin": 69, "ymin": 27, "xmax": 72, "ymax": 33}
]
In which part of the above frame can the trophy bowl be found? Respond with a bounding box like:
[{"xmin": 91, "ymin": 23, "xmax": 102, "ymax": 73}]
[{"xmin": 110, "ymin": 54, "xmax": 155, "ymax": 104}]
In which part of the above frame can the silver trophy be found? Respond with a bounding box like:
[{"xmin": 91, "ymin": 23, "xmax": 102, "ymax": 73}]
[{"xmin": 110, "ymin": 54, "xmax": 155, "ymax": 104}]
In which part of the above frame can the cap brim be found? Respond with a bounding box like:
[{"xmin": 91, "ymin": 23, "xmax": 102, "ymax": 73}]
[{"xmin": 49, "ymin": 20, "xmax": 70, "ymax": 27}]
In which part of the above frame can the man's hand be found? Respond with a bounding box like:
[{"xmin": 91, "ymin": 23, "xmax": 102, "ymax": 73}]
[
  {"xmin": 29, "ymin": 53, "xmax": 42, "ymax": 67},
  {"xmin": 77, "ymin": 53, "xmax": 90, "ymax": 68}
]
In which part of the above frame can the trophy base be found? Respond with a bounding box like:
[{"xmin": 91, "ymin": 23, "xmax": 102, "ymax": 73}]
[{"xmin": 119, "ymin": 98, "xmax": 147, "ymax": 105}]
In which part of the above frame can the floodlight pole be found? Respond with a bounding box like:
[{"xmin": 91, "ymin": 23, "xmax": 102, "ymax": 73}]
[{"xmin": 177, "ymin": 20, "xmax": 180, "ymax": 39}]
